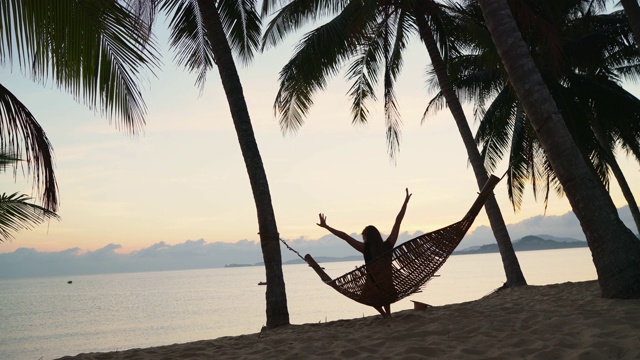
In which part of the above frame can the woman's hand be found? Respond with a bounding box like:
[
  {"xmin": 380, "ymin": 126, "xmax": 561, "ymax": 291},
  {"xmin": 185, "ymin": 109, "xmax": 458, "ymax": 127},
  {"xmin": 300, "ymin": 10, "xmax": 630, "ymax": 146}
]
[
  {"xmin": 317, "ymin": 213, "xmax": 328, "ymax": 228},
  {"xmin": 405, "ymin": 188, "xmax": 412, "ymax": 203}
]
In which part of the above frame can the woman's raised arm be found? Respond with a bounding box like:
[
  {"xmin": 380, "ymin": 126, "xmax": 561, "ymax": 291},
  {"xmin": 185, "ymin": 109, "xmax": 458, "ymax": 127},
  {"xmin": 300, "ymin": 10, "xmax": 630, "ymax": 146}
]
[
  {"xmin": 317, "ymin": 213, "xmax": 364, "ymax": 253},
  {"xmin": 387, "ymin": 188, "xmax": 412, "ymax": 247}
]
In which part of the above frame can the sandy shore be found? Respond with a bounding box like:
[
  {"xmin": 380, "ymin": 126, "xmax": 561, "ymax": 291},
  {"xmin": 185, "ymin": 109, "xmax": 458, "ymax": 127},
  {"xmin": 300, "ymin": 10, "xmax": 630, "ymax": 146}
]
[{"xmin": 57, "ymin": 280, "xmax": 640, "ymax": 359}]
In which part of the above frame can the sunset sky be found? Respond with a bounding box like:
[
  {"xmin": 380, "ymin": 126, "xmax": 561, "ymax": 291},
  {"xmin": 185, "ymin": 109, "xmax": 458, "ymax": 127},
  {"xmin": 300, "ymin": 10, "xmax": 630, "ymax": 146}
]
[{"xmin": 1, "ymin": 14, "xmax": 638, "ymax": 255}]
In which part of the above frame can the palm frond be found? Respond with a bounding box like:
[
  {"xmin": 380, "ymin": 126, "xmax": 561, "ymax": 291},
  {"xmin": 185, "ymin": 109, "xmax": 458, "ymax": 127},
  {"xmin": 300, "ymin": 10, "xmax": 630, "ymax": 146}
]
[
  {"xmin": 218, "ymin": 0, "xmax": 262, "ymax": 64},
  {"xmin": 261, "ymin": 0, "xmax": 349, "ymax": 18},
  {"xmin": 536, "ymin": 155, "xmax": 560, "ymax": 214},
  {"xmin": 0, "ymin": 192, "xmax": 59, "ymax": 242},
  {"xmin": 274, "ymin": 0, "xmax": 378, "ymax": 133},
  {"xmin": 384, "ymin": 30, "xmax": 402, "ymax": 160},
  {"xmin": 382, "ymin": 10, "xmax": 414, "ymax": 159},
  {"xmin": 506, "ymin": 109, "xmax": 535, "ymax": 211},
  {"xmin": 122, "ymin": 0, "xmax": 161, "ymax": 40},
  {"xmin": 0, "ymin": 0, "xmax": 160, "ymax": 133},
  {"xmin": 345, "ymin": 7, "xmax": 404, "ymax": 125},
  {"xmin": 0, "ymin": 83, "xmax": 57, "ymax": 211},
  {"xmin": 423, "ymin": 56, "xmax": 504, "ymax": 123},
  {"xmin": 475, "ymin": 86, "xmax": 517, "ymax": 172},
  {"xmin": 0, "ymin": 152, "xmax": 20, "ymax": 170},
  {"xmin": 345, "ymin": 36, "xmax": 382, "ymax": 125},
  {"xmin": 162, "ymin": 0, "xmax": 215, "ymax": 91},
  {"xmin": 261, "ymin": 0, "xmax": 350, "ymax": 50}
]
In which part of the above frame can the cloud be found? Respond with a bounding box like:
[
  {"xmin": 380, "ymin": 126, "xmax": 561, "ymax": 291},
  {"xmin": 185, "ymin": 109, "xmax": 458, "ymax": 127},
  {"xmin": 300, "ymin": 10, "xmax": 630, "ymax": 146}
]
[
  {"xmin": 462, "ymin": 205, "xmax": 636, "ymax": 248},
  {"xmin": 0, "ymin": 206, "xmax": 636, "ymax": 279}
]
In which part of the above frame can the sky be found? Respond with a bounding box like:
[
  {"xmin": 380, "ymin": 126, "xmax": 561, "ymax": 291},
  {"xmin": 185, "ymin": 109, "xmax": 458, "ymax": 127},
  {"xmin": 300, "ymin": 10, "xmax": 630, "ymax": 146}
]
[{"xmin": 0, "ymin": 11, "xmax": 639, "ymax": 256}]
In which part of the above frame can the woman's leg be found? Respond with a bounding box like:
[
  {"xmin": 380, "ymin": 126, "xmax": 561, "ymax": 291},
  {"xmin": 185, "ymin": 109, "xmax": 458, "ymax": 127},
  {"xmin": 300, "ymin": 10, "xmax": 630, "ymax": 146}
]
[{"xmin": 374, "ymin": 306, "xmax": 389, "ymax": 318}]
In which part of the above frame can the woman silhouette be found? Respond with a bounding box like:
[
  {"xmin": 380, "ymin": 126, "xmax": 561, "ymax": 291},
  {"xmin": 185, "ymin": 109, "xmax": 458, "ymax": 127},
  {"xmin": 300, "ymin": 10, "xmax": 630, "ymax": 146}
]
[{"xmin": 317, "ymin": 188, "xmax": 412, "ymax": 317}]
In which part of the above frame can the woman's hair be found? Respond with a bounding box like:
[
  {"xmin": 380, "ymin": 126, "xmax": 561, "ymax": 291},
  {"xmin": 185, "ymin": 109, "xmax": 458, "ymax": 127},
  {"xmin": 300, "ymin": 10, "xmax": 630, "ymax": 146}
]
[
  {"xmin": 362, "ymin": 225, "xmax": 383, "ymax": 244},
  {"xmin": 362, "ymin": 225, "xmax": 385, "ymax": 263}
]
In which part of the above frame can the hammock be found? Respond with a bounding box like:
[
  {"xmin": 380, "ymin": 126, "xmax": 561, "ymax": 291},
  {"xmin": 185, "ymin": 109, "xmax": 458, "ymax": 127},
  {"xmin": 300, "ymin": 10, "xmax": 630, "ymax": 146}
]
[{"xmin": 301, "ymin": 175, "xmax": 502, "ymax": 308}]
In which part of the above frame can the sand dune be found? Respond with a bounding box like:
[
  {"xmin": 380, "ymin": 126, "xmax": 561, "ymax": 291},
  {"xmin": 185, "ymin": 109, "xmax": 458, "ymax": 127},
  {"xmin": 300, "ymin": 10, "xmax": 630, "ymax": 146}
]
[{"xmin": 57, "ymin": 281, "xmax": 640, "ymax": 359}]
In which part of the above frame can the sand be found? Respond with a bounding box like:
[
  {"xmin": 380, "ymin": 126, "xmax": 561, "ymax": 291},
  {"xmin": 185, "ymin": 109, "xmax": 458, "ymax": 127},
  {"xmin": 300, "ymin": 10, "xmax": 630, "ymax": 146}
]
[{"xmin": 57, "ymin": 280, "xmax": 640, "ymax": 359}]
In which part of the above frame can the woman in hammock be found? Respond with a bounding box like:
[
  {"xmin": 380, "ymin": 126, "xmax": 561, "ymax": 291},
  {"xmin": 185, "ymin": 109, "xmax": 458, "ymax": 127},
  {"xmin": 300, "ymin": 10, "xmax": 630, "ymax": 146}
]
[{"xmin": 317, "ymin": 188, "xmax": 412, "ymax": 318}]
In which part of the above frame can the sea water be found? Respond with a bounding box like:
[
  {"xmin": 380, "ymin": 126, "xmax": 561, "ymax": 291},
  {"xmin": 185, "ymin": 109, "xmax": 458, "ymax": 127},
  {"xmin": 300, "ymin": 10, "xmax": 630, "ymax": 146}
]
[{"xmin": 0, "ymin": 248, "xmax": 597, "ymax": 360}]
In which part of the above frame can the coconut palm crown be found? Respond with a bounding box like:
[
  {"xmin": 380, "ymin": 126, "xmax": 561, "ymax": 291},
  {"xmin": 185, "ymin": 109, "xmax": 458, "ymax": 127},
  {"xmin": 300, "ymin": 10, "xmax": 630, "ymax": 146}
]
[
  {"xmin": 0, "ymin": 0, "xmax": 160, "ymax": 211},
  {"xmin": 426, "ymin": 1, "xmax": 640, "ymax": 232}
]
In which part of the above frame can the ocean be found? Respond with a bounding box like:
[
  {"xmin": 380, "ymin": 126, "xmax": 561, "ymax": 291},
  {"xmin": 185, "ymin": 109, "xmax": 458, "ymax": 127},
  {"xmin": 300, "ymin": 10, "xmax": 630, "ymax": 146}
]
[{"xmin": 0, "ymin": 248, "xmax": 597, "ymax": 360}]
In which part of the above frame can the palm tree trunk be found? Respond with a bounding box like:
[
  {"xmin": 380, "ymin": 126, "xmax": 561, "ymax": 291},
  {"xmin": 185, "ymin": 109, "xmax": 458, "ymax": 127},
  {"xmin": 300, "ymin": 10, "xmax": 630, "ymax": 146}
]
[
  {"xmin": 413, "ymin": 7, "xmax": 527, "ymax": 287},
  {"xmin": 478, "ymin": 0, "xmax": 640, "ymax": 298},
  {"xmin": 607, "ymin": 157, "xmax": 640, "ymax": 236},
  {"xmin": 196, "ymin": 0, "xmax": 290, "ymax": 327},
  {"xmin": 590, "ymin": 118, "xmax": 640, "ymax": 235},
  {"xmin": 620, "ymin": 0, "xmax": 640, "ymax": 49}
]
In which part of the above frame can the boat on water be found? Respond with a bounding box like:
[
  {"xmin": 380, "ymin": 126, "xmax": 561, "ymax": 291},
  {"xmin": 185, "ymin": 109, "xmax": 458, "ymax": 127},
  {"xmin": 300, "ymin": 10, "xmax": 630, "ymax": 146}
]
[{"xmin": 258, "ymin": 281, "xmax": 267, "ymax": 286}]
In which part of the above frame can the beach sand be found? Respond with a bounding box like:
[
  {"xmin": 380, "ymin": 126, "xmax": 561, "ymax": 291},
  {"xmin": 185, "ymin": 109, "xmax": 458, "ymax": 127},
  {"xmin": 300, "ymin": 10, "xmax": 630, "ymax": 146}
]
[{"xmin": 57, "ymin": 280, "xmax": 640, "ymax": 359}]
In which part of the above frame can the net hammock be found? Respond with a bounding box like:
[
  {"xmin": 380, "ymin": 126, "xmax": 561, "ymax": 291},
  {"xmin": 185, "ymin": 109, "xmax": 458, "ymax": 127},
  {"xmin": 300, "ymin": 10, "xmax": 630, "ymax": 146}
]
[{"xmin": 289, "ymin": 175, "xmax": 502, "ymax": 308}]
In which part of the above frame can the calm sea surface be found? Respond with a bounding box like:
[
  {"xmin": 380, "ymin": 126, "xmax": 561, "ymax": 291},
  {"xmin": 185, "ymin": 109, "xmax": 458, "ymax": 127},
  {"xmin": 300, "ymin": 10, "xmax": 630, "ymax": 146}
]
[{"xmin": 0, "ymin": 248, "xmax": 597, "ymax": 360}]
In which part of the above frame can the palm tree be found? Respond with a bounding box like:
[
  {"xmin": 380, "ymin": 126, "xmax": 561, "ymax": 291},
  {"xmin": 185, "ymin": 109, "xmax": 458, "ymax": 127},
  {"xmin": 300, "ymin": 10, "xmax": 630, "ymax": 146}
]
[
  {"xmin": 262, "ymin": 0, "xmax": 527, "ymax": 287},
  {"xmin": 0, "ymin": 153, "xmax": 59, "ymax": 242},
  {"xmin": 412, "ymin": 0, "xmax": 527, "ymax": 287},
  {"xmin": 620, "ymin": 0, "xmax": 640, "ymax": 48},
  {"xmin": 477, "ymin": 0, "xmax": 640, "ymax": 298},
  {"xmin": 0, "ymin": 0, "xmax": 159, "ymax": 212},
  {"xmin": 583, "ymin": 0, "xmax": 640, "ymax": 53},
  {"xmin": 194, "ymin": 0, "xmax": 289, "ymax": 329},
  {"xmin": 428, "ymin": 2, "xmax": 640, "ymax": 234},
  {"xmin": 127, "ymin": 0, "xmax": 290, "ymax": 328}
]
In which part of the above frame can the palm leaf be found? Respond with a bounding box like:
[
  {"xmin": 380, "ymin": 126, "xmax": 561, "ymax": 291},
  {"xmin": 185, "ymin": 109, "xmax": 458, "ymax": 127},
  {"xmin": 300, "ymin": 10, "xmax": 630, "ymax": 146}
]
[
  {"xmin": 345, "ymin": 33, "xmax": 382, "ymax": 125},
  {"xmin": 162, "ymin": 0, "xmax": 215, "ymax": 90},
  {"xmin": 274, "ymin": 0, "xmax": 378, "ymax": 132},
  {"xmin": 0, "ymin": 0, "xmax": 160, "ymax": 133},
  {"xmin": 476, "ymin": 86, "xmax": 517, "ymax": 172},
  {"xmin": 261, "ymin": 0, "xmax": 350, "ymax": 50},
  {"xmin": 506, "ymin": 109, "xmax": 535, "ymax": 211},
  {"xmin": 0, "ymin": 152, "xmax": 20, "ymax": 169},
  {"xmin": 0, "ymin": 83, "xmax": 57, "ymax": 211},
  {"xmin": 218, "ymin": 0, "xmax": 262, "ymax": 64},
  {"xmin": 0, "ymin": 192, "xmax": 59, "ymax": 242},
  {"xmin": 345, "ymin": 8, "xmax": 401, "ymax": 125},
  {"xmin": 382, "ymin": 9, "xmax": 415, "ymax": 159}
]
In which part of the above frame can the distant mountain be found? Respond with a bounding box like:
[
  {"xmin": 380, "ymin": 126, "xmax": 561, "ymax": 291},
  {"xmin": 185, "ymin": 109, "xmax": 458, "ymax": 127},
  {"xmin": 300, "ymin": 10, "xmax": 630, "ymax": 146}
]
[
  {"xmin": 242, "ymin": 236, "xmax": 587, "ymax": 267},
  {"xmin": 454, "ymin": 235, "xmax": 587, "ymax": 255},
  {"xmin": 535, "ymin": 234, "xmax": 587, "ymax": 243}
]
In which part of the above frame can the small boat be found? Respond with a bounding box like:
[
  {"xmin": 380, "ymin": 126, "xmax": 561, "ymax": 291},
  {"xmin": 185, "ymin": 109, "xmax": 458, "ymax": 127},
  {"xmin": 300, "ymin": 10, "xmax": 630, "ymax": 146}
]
[
  {"xmin": 67, "ymin": 280, "xmax": 73, "ymax": 284},
  {"xmin": 258, "ymin": 281, "xmax": 267, "ymax": 286}
]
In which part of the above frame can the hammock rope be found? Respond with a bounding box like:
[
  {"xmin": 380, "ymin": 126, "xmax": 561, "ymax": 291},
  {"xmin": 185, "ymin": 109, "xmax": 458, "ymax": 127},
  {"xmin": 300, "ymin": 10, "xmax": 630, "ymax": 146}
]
[
  {"xmin": 281, "ymin": 174, "xmax": 502, "ymax": 308},
  {"xmin": 280, "ymin": 237, "xmax": 306, "ymax": 262}
]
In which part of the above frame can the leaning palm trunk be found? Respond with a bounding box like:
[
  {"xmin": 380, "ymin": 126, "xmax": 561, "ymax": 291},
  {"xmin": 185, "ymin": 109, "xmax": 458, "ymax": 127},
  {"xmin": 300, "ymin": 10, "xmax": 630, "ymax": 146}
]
[
  {"xmin": 414, "ymin": 7, "xmax": 527, "ymax": 287},
  {"xmin": 196, "ymin": 0, "xmax": 290, "ymax": 327},
  {"xmin": 589, "ymin": 118, "xmax": 640, "ymax": 235},
  {"xmin": 478, "ymin": 0, "xmax": 640, "ymax": 298},
  {"xmin": 620, "ymin": 0, "xmax": 640, "ymax": 50},
  {"xmin": 607, "ymin": 156, "xmax": 640, "ymax": 236}
]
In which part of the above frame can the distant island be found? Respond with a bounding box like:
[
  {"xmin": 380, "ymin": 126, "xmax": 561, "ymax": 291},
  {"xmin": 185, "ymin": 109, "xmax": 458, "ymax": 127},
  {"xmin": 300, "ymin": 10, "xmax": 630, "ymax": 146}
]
[
  {"xmin": 224, "ymin": 235, "xmax": 588, "ymax": 267},
  {"xmin": 224, "ymin": 264, "xmax": 255, "ymax": 268},
  {"xmin": 453, "ymin": 235, "xmax": 587, "ymax": 255}
]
